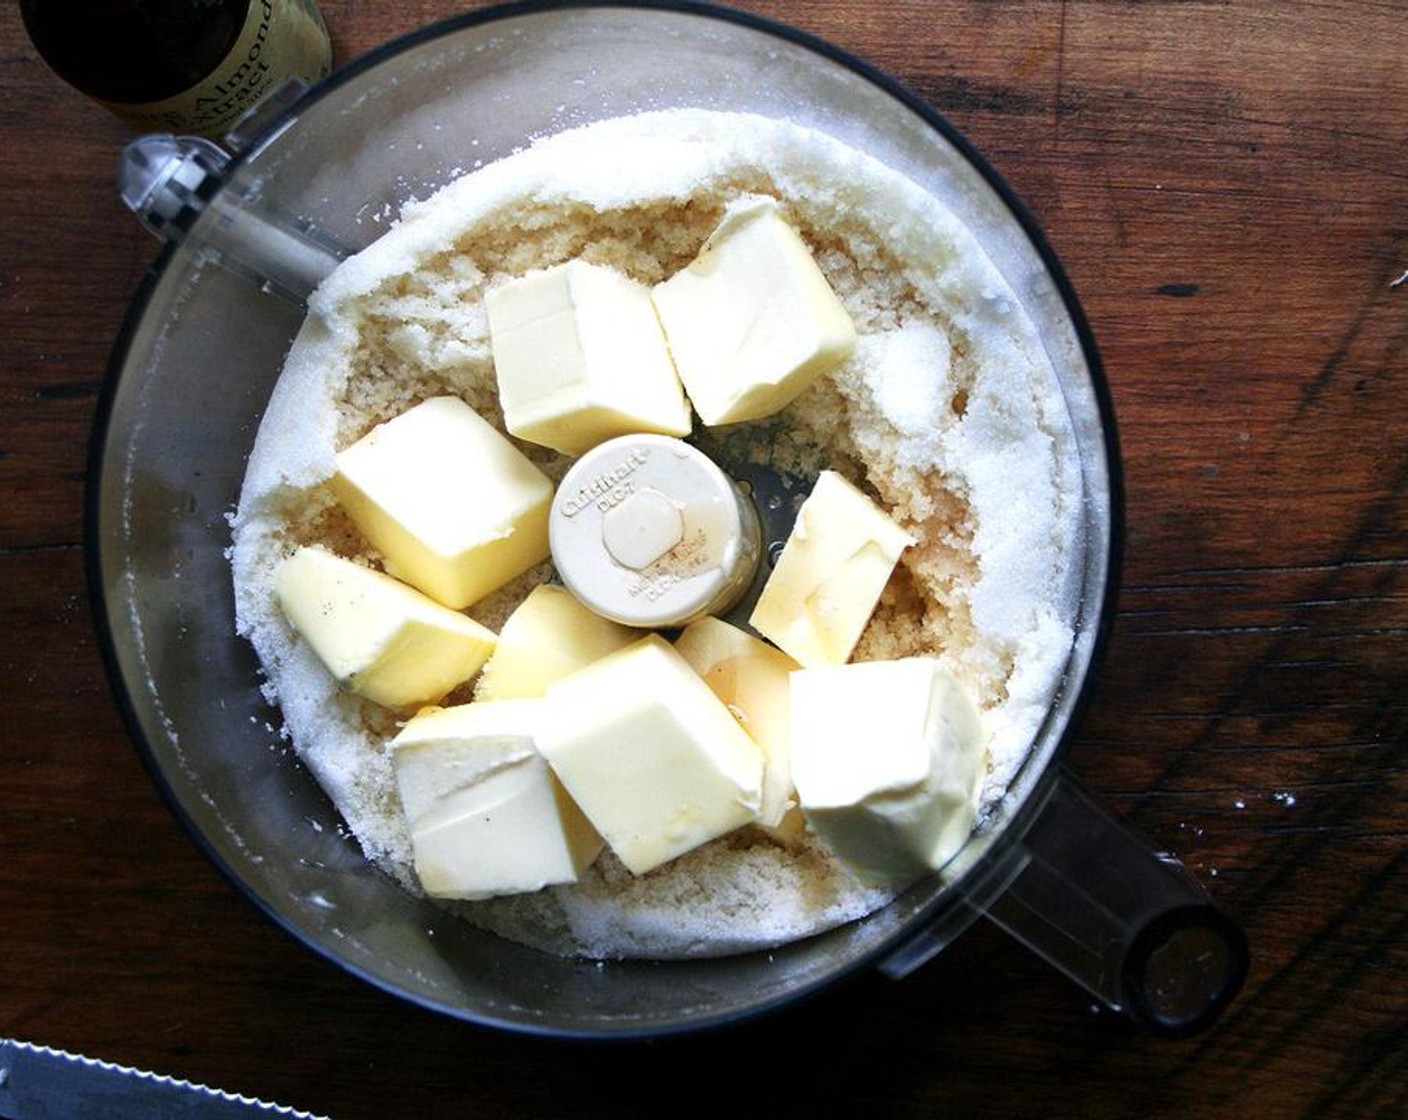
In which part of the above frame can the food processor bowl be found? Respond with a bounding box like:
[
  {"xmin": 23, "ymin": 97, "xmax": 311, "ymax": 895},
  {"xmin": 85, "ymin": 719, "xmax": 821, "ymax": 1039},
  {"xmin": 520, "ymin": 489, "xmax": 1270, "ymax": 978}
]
[{"xmin": 87, "ymin": 1, "xmax": 1245, "ymax": 1038}]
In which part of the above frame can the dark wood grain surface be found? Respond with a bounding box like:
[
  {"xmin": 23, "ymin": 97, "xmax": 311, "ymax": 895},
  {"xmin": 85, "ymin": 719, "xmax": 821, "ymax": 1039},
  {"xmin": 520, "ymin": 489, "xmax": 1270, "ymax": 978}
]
[{"xmin": 2, "ymin": 2, "xmax": 1404, "ymax": 1117}]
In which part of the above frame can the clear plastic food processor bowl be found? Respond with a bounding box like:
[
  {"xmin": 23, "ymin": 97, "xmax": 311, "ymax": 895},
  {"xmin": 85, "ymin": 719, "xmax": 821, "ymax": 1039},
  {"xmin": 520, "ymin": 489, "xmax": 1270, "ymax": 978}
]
[{"xmin": 88, "ymin": 1, "xmax": 1246, "ymax": 1039}]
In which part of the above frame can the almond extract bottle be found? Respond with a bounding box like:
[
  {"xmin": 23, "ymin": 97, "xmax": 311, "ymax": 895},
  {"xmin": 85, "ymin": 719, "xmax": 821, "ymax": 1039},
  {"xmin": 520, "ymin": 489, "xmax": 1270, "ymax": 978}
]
[{"xmin": 21, "ymin": 0, "xmax": 332, "ymax": 139}]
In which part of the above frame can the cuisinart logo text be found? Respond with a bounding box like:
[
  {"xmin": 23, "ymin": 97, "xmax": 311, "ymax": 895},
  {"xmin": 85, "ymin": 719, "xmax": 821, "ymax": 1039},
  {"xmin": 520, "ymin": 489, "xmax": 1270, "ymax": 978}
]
[{"xmin": 559, "ymin": 449, "xmax": 653, "ymax": 517}]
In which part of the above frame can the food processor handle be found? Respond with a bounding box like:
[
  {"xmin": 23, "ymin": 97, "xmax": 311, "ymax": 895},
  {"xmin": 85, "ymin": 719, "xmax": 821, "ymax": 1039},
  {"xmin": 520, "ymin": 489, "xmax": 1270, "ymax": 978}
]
[
  {"xmin": 118, "ymin": 133, "xmax": 347, "ymax": 303},
  {"xmin": 982, "ymin": 772, "xmax": 1249, "ymax": 1036}
]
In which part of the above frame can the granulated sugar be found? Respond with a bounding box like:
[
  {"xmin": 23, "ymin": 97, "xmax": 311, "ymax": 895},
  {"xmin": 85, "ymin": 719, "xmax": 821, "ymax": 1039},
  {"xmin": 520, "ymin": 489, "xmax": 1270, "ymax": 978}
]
[{"xmin": 230, "ymin": 109, "xmax": 1082, "ymax": 959}]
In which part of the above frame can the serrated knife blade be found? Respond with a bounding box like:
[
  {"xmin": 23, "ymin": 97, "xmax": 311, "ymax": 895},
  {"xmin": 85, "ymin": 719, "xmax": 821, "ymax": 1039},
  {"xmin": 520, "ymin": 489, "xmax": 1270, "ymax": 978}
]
[{"xmin": 0, "ymin": 1038, "xmax": 329, "ymax": 1120}]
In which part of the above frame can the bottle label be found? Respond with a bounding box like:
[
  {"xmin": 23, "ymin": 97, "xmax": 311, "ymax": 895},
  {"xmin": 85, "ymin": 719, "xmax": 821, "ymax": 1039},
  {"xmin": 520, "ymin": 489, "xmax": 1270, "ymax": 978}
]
[{"xmin": 99, "ymin": 0, "xmax": 332, "ymax": 138}]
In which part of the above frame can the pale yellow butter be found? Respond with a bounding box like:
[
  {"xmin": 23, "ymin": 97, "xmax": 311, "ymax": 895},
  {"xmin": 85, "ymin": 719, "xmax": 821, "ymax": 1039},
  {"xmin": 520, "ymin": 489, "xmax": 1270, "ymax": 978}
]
[
  {"xmin": 486, "ymin": 260, "xmax": 692, "ymax": 455},
  {"xmin": 651, "ymin": 197, "xmax": 856, "ymax": 426},
  {"xmin": 391, "ymin": 700, "xmax": 604, "ymax": 900},
  {"xmin": 750, "ymin": 470, "xmax": 915, "ymax": 666},
  {"xmin": 331, "ymin": 396, "xmax": 553, "ymax": 610},
  {"xmin": 538, "ymin": 635, "xmax": 764, "ymax": 875},
  {"xmin": 674, "ymin": 616, "xmax": 802, "ymax": 833},
  {"xmin": 790, "ymin": 658, "xmax": 987, "ymax": 886},
  {"xmin": 474, "ymin": 583, "xmax": 640, "ymax": 701},
  {"xmin": 274, "ymin": 545, "xmax": 496, "ymax": 710}
]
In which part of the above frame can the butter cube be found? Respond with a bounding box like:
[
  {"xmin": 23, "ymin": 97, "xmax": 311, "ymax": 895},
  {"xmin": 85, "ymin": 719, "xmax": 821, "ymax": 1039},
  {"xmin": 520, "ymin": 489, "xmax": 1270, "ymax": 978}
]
[
  {"xmin": 475, "ymin": 584, "xmax": 641, "ymax": 701},
  {"xmin": 331, "ymin": 396, "xmax": 553, "ymax": 610},
  {"xmin": 750, "ymin": 470, "xmax": 915, "ymax": 667},
  {"xmin": 674, "ymin": 616, "xmax": 801, "ymax": 832},
  {"xmin": 790, "ymin": 658, "xmax": 986, "ymax": 886},
  {"xmin": 651, "ymin": 198, "xmax": 857, "ymax": 426},
  {"xmin": 538, "ymin": 635, "xmax": 763, "ymax": 875},
  {"xmin": 486, "ymin": 260, "xmax": 692, "ymax": 455},
  {"xmin": 275, "ymin": 545, "xmax": 496, "ymax": 710},
  {"xmin": 391, "ymin": 700, "xmax": 604, "ymax": 899}
]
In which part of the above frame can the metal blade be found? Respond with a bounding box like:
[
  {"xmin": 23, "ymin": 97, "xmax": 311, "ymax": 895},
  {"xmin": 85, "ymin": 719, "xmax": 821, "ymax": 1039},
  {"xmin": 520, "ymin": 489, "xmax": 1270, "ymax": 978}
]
[{"xmin": 0, "ymin": 1039, "xmax": 328, "ymax": 1120}]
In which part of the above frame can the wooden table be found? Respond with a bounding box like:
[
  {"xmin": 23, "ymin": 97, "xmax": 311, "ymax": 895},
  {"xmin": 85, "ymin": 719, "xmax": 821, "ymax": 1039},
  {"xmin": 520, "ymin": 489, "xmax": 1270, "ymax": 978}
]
[{"xmin": 2, "ymin": 2, "xmax": 1403, "ymax": 1116}]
